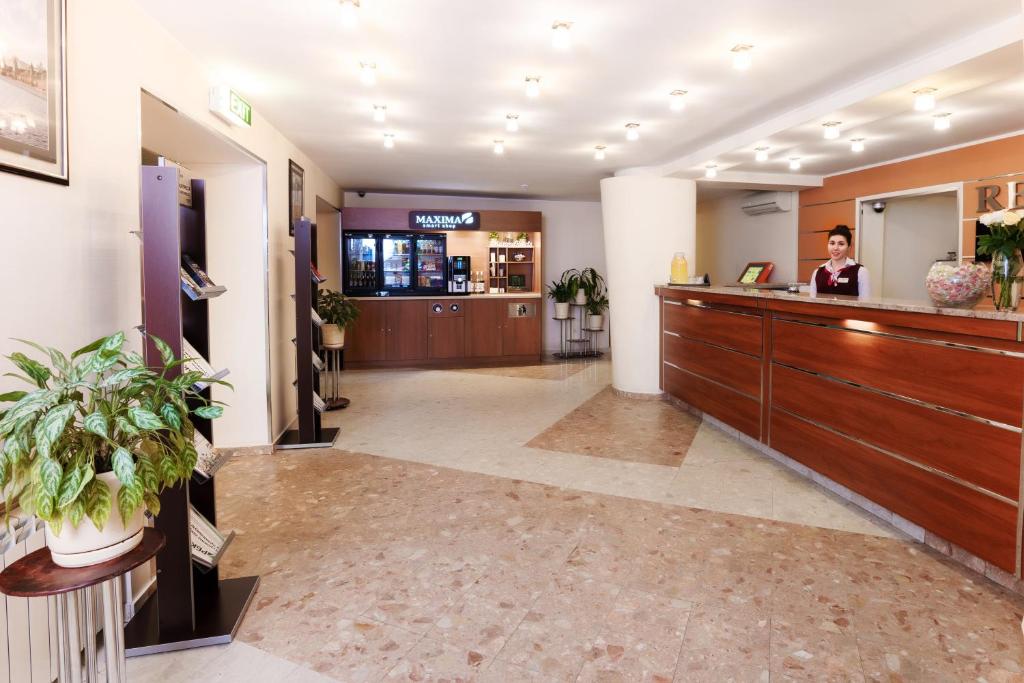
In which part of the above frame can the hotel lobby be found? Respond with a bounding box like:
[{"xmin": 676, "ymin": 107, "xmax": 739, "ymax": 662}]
[{"xmin": 1, "ymin": 1, "xmax": 1024, "ymax": 681}]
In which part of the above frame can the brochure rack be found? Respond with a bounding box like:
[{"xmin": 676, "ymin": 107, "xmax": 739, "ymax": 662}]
[
  {"xmin": 126, "ymin": 165, "xmax": 258, "ymax": 655},
  {"xmin": 276, "ymin": 217, "xmax": 339, "ymax": 449}
]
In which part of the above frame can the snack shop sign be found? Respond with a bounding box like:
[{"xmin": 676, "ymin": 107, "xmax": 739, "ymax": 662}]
[{"xmin": 409, "ymin": 211, "xmax": 481, "ymax": 230}]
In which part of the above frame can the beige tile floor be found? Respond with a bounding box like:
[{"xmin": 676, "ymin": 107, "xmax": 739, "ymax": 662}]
[{"xmin": 125, "ymin": 359, "xmax": 1024, "ymax": 681}]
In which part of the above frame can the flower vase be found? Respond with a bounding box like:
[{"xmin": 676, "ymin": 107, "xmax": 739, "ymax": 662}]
[{"xmin": 991, "ymin": 249, "xmax": 1023, "ymax": 311}]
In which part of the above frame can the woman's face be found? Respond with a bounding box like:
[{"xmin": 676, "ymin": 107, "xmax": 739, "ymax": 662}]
[{"xmin": 828, "ymin": 235, "xmax": 849, "ymax": 261}]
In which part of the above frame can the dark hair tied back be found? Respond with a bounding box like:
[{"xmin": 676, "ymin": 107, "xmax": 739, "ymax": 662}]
[{"xmin": 828, "ymin": 224, "xmax": 852, "ymax": 243}]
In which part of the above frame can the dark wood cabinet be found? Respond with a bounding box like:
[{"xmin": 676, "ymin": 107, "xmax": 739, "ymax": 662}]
[
  {"xmin": 466, "ymin": 299, "xmax": 504, "ymax": 357},
  {"xmin": 386, "ymin": 300, "xmax": 427, "ymax": 361},
  {"xmin": 502, "ymin": 299, "xmax": 541, "ymax": 357},
  {"xmin": 346, "ymin": 300, "xmax": 387, "ymax": 362},
  {"xmin": 428, "ymin": 300, "xmax": 466, "ymax": 359}
]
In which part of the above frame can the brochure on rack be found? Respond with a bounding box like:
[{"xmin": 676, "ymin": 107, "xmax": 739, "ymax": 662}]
[
  {"xmin": 189, "ymin": 503, "xmax": 233, "ymax": 569},
  {"xmin": 193, "ymin": 430, "xmax": 227, "ymax": 480},
  {"xmin": 181, "ymin": 339, "xmax": 230, "ymax": 391},
  {"xmin": 180, "ymin": 255, "xmax": 227, "ymax": 301}
]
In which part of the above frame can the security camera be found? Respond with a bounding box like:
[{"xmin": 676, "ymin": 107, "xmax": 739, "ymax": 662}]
[
  {"xmin": 871, "ymin": 200, "xmax": 886, "ymax": 214},
  {"xmin": 357, "ymin": 191, "xmax": 367, "ymax": 198}
]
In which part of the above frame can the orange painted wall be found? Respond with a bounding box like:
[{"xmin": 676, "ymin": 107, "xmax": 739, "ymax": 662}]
[{"xmin": 798, "ymin": 133, "xmax": 1024, "ymax": 275}]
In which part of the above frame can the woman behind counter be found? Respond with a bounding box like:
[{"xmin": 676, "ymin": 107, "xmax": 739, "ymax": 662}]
[{"xmin": 809, "ymin": 225, "xmax": 871, "ymax": 298}]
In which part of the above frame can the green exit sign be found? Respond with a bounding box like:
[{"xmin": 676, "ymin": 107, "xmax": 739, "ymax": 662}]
[
  {"xmin": 209, "ymin": 85, "xmax": 253, "ymax": 128},
  {"xmin": 229, "ymin": 90, "xmax": 252, "ymax": 127}
]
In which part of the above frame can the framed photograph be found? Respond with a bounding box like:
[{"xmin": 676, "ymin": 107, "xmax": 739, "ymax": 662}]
[
  {"xmin": 288, "ymin": 159, "xmax": 304, "ymax": 236},
  {"xmin": 0, "ymin": 0, "xmax": 68, "ymax": 184}
]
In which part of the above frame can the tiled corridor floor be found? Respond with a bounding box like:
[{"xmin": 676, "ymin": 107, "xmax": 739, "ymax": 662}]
[{"xmin": 129, "ymin": 360, "xmax": 1024, "ymax": 681}]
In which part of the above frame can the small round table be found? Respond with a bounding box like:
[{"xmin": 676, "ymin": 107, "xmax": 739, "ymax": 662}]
[{"xmin": 0, "ymin": 527, "xmax": 165, "ymax": 683}]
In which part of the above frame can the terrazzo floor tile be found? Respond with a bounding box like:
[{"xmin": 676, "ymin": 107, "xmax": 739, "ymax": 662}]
[
  {"xmin": 382, "ymin": 637, "xmax": 490, "ymax": 681},
  {"xmin": 526, "ymin": 386, "xmax": 700, "ymax": 466},
  {"xmin": 454, "ymin": 361, "xmax": 590, "ymax": 381}
]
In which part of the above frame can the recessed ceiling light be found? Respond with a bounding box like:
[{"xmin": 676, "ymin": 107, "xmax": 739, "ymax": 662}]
[
  {"xmin": 372, "ymin": 104, "xmax": 387, "ymax": 123},
  {"xmin": 850, "ymin": 138, "xmax": 866, "ymax": 152},
  {"xmin": 669, "ymin": 90, "xmax": 688, "ymax": 112},
  {"xmin": 913, "ymin": 87, "xmax": 937, "ymax": 112},
  {"xmin": 505, "ymin": 114, "xmax": 520, "ymax": 132},
  {"xmin": 625, "ymin": 123, "xmax": 640, "ymax": 141},
  {"xmin": 359, "ymin": 61, "xmax": 377, "ymax": 85},
  {"xmin": 822, "ymin": 122, "xmax": 842, "ymax": 140},
  {"xmin": 754, "ymin": 146, "xmax": 769, "ymax": 162},
  {"xmin": 524, "ymin": 76, "xmax": 541, "ymax": 97},
  {"xmin": 552, "ymin": 21, "xmax": 573, "ymax": 50},
  {"xmin": 493, "ymin": 139, "xmax": 505, "ymax": 155},
  {"xmin": 338, "ymin": 0, "xmax": 360, "ymax": 28},
  {"xmin": 933, "ymin": 112, "xmax": 952, "ymax": 131},
  {"xmin": 789, "ymin": 157, "xmax": 802, "ymax": 170},
  {"xmin": 704, "ymin": 164, "xmax": 718, "ymax": 179},
  {"xmin": 731, "ymin": 44, "xmax": 754, "ymax": 70},
  {"xmin": 594, "ymin": 145, "xmax": 606, "ymax": 161},
  {"xmin": 382, "ymin": 132, "xmax": 395, "ymax": 149}
]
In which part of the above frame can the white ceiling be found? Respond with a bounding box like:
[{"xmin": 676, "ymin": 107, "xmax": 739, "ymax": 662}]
[{"xmin": 137, "ymin": 0, "xmax": 1023, "ymax": 200}]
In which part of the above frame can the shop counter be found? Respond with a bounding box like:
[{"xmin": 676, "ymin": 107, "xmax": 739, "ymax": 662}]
[{"xmin": 657, "ymin": 284, "xmax": 1024, "ymax": 576}]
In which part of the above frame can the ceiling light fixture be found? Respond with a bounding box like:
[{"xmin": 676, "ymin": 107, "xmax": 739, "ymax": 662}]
[
  {"xmin": 594, "ymin": 145, "xmax": 606, "ymax": 161},
  {"xmin": 789, "ymin": 157, "xmax": 802, "ymax": 170},
  {"xmin": 933, "ymin": 112, "xmax": 952, "ymax": 131},
  {"xmin": 552, "ymin": 21, "xmax": 573, "ymax": 50},
  {"xmin": 704, "ymin": 164, "xmax": 718, "ymax": 179},
  {"xmin": 338, "ymin": 0, "xmax": 360, "ymax": 28},
  {"xmin": 850, "ymin": 138, "xmax": 866, "ymax": 153},
  {"xmin": 822, "ymin": 121, "xmax": 842, "ymax": 140},
  {"xmin": 372, "ymin": 104, "xmax": 387, "ymax": 123},
  {"xmin": 625, "ymin": 123, "xmax": 640, "ymax": 141},
  {"xmin": 505, "ymin": 114, "xmax": 520, "ymax": 132},
  {"xmin": 524, "ymin": 76, "xmax": 541, "ymax": 97},
  {"xmin": 754, "ymin": 147, "xmax": 769, "ymax": 162},
  {"xmin": 359, "ymin": 61, "xmax": 377, "ymax": 85},
  {"xmin": 731, "ymin": 44, "xmax": 754, "ymax": 70},
  {"xmin": 669, "ymin": 90, "xmax": 688, "ymax": 112},
  {"xmin": 913, "ymin": 87, "xmax": 937, "ymax": 112},
  {"xmin": 493, "ymin": 139, "xmax": 505, "ymax": 155},
  {"xmin": 383, "ymin": 133, "xmax": 395, "ymax": 149}
]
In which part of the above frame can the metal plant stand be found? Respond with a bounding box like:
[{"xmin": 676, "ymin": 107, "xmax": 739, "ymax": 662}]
[
  {"xmin": 553, "ymin": 303, "xmax": 604, "ymax": 359},
  {"xmin": 321, "ymin": 346, "xmax": 350, "ymax": 410}
]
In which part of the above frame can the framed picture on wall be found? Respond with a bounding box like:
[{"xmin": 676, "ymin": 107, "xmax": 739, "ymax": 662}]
[
  {"xmin": 0, "ymin": 0, "xmax": 69, "ymax": 185},
  {"xmin": 288, "ymin": 159, "xmax": 304, "ymax": 235}
]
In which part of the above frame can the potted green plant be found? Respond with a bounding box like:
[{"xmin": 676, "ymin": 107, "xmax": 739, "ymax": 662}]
[
  {"xmin": 559, "ymin": 268, "xmax": 584, "ymax": 305},
  {"xmin": 577, "ymin": 267, "xmax": 606, "ymax": 304},
  {"xmin": 317, "ymin": 289, "xmax": 361, "ymax": 348},
  {"xmin": 547, "ymin": 278, "xmax": 573, "ymax": 319},
  {"xmin": 977, "ymin": 209, "xmax": 1024, "ymax": 311},
  {"xmin": 586, "ymin": 294, "xmax": 609, "ymax": 330},
  {"xmin": 0, "ymin": 332, "xmax": 227, "ymax": 567}
]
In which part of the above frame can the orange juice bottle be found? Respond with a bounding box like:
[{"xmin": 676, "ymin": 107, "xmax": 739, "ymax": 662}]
[{"xmin": 670, "ymin": 252, "xmax": 689, "ymax": 284}]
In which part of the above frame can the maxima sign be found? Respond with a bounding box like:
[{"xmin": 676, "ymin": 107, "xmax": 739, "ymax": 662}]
[{"xmin": 409, "ymin": 211, "xmax": 480, "ymax": 230}]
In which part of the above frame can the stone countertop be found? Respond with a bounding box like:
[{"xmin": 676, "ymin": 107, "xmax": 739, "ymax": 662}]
[
  {"xmin": 656, "ymin": 284, "xmax": 1024, "ymax": 323},
  {"xmin": 350, "ymin": 292, "xmax": 543, "ymax": 301}
]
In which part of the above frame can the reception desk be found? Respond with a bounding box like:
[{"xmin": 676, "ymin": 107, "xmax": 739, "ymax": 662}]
[{"xmin": 657, "ymin": 285, "xmax": 1024, "ymax": 577}]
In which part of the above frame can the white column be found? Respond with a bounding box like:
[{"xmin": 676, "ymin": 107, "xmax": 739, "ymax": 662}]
[{"xmin": 600, "ymin": 176, "xmax": 696, "ymax": 394}]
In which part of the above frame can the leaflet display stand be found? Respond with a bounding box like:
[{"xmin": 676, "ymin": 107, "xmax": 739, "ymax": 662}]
[
  {"xmin": 276, "ymin": 217, "xmax": 339, "ymax": 449},
  {"xmin": 127, "ymin": 166, "xmax": 258, "ymax": 655}
]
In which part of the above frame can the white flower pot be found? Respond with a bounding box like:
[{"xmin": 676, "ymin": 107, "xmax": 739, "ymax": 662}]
[
  {"xmin": 554, "ymin": 302, "xmax": 571, "ymax": 319},
  {"xmin": 588, "ymin": 314, "xmax": 604, "ymax": 330},
  {"xmin": 574, "ymin": 290, "xmax": 588, "ymax": 305},
  {"xmin": 322, "ymin": 323, "xmax": 345, "ymax": 349},
  {"xmin": 46, "ymin": 472, "xmax": 146, "ymax": 568}
]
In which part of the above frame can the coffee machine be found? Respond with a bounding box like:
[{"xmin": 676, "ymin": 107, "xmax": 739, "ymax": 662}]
[{"xmin": 447, "ymin": 255, "xmax": 470, "ymax": 294}]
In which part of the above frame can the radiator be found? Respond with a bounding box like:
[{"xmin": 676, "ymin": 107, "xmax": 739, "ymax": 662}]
[{"xmin": 0, "ymin": 517, "xmax": 57, "ymax": 683}]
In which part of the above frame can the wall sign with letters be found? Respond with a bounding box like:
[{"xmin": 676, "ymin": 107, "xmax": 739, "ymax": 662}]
[{"xmin": 409, "ymin": 211, "xmax": 481, "ymax": 230}]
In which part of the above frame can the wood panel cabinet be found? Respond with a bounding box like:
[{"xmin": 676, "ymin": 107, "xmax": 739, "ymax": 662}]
[
  {"xmin": 428, "ymin": 300, "xmax": 466, "ymax": 359},
  {"xmin": 345, "ymin": 300, "xmax": 387, "ymax": 362},
  {"xmin": 466, "ymin": 299, "xmax": 504, "ymax": 357},
  {"xmin": 501, "ymin": 299, "xmax": 541, "ymax": 357},
  {"xmin": 386, "ymin": 300, "xmax": 427, "ymax": 361}
]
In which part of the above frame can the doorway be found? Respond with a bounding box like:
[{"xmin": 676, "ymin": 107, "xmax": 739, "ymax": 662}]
[{"xmin": 857, "ymin": 187, "xmax": 960, "ymax": 300}]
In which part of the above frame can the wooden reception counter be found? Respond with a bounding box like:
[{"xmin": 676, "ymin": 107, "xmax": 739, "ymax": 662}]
[{"xmin": 657, "ymin": 284, "xmax": 1024, "ymax": 578}]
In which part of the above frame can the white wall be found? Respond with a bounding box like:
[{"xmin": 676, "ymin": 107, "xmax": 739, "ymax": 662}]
[
  {"xmin": 696, "ymin": 192, "xmax": 799, "ymax": 284},
  {"xmin": 879, "ymin": 194, "xmax": 959, "ymax": 300},
  {"xmin": 343, "ymin": 192, "xmax": 608, "ymax": 353},
  {"xmin": 0, "ymin": 0, "xmax": 342, "ymax": 446},
  {"xmin": 316, "ymin": 204, "xmax": 343, "ymax": 289}
]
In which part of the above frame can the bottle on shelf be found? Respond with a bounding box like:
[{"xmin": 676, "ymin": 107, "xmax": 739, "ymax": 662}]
[{"xmin": 670, "ymin": 252, "xmax": 689, "ymax": 284}]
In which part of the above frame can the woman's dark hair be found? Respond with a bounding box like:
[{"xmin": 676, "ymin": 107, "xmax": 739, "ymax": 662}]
[{"xmin": 828, "ymin": 224, "xmax": 852, "ymax": 244}]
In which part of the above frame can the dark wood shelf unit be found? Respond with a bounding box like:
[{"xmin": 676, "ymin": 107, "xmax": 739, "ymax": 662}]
[
  {"xmin": 131, "ymin": 166, "xmax": 258, "ymax": 656},
  {"xmin": 276, "ymin": 217, "xmax": 339, "ymax": 449}
]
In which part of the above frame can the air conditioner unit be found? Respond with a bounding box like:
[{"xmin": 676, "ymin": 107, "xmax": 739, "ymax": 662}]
[{"xmin": 740, "ymin": 191, "xmax": 792, "ymax": 216}]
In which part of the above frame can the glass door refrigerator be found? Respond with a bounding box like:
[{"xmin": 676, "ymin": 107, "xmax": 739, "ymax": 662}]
[
  {"xmin": 342, "ymin": 232, "xmax": 379, "ymax": 296},
  {"xmin": 381, "ymin": 233, "xmax": 414, "ymax": 294},
  {"xmin": 415, "ymin": 233, "xmax": 447, "ymax": 294}
]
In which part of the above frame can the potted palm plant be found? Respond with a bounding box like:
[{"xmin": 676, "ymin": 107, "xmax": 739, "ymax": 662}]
[
  {"xmin": 560, "ymin": 268, "xmax": 586, "ymax": 306},
  {"xmin": 547, "ymin": 277, "xmax": 573, "ymax": 319},
  {"xmin": 586, "ymin": 294, "xmax": 609, "ymax": 330},
  {"xmin": 0, "ymin": 332, "xmax": 227, "ymax": 567},
  {"xmin": 578, "ymin": 267, "xmax": 606, "ymax": 304},
  {"xmin": 317, "ymin": 289, "xmax": 361, "ymax": 349}
]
